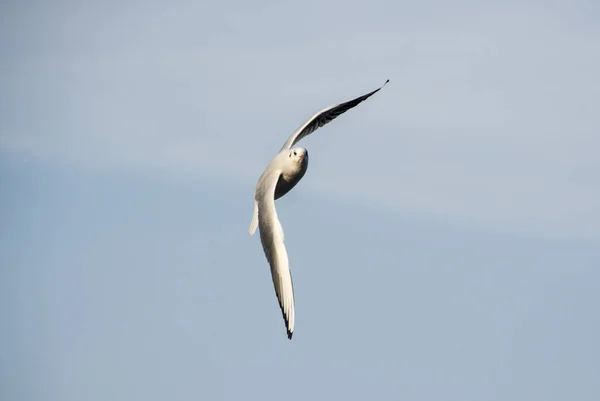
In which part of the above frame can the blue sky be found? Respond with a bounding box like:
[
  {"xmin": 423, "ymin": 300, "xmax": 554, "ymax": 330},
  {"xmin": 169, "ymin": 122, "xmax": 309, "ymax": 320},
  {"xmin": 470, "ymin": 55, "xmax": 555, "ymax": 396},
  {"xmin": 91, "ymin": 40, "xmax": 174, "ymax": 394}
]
[{"xmin": 1, "ymin": 1, "xmax": 599, "ymax": 400}]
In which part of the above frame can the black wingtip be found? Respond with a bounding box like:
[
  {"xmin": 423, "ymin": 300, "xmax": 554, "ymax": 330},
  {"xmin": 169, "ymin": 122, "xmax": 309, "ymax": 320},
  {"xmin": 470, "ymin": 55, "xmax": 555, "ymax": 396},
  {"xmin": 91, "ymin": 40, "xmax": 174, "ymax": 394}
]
[
  {"xmin": 278, "ymin": 302, "xmax": 294, "ymax": 340},
  {"xmin": 383, "ymin": 79, "xmax": 390, "ymax": 86}
]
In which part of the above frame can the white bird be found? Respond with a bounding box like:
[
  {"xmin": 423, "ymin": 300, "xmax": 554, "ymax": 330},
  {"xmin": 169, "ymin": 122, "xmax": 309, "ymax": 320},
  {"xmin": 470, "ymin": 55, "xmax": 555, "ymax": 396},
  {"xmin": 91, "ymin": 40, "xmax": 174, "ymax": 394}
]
[{"xmin": 249, "ymin": 80, "xmax": 389, "ymax": 339}]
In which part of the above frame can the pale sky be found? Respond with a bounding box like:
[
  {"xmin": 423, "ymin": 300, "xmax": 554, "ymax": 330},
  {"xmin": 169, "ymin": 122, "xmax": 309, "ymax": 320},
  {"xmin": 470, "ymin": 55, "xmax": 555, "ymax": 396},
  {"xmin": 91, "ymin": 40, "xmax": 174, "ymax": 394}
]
[{"xmin": 1, "ymin": 1, "xmax": 599, "ymax": 400}]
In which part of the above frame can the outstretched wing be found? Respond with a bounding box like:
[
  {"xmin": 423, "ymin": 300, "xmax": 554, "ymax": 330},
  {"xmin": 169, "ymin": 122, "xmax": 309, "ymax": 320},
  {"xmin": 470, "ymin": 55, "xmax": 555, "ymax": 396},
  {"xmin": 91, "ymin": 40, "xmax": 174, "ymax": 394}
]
[
  {"xmin": 280, "ymin": 79, "xmax": 389, "ymax": 151},
  {"xmin": 255, "ymin": 169, "xmax": 295, "ymax": 339}
]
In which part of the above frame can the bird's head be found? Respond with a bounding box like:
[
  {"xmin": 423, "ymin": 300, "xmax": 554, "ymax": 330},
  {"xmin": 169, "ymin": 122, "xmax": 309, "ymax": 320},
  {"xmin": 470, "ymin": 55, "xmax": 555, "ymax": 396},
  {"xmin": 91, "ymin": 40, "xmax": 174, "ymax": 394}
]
[{"xmin": 288, "ymin": 147, "xmax": 308, "ymax": 166}]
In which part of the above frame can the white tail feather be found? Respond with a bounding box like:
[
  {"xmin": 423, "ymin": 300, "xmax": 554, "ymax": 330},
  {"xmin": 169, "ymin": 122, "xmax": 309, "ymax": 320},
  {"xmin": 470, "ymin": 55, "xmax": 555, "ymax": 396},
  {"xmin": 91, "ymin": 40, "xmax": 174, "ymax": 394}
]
[{"xmin": 248, "ymin": 200, "xmax": 259, "ymax": 235}]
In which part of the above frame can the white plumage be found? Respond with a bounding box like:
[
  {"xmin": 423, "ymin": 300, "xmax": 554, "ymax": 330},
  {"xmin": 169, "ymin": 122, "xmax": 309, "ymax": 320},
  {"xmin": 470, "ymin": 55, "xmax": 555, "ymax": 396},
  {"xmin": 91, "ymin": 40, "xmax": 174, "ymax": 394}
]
[{"xmin": 249, "ymin": 80, "xmax": 389, "ymax": 339}]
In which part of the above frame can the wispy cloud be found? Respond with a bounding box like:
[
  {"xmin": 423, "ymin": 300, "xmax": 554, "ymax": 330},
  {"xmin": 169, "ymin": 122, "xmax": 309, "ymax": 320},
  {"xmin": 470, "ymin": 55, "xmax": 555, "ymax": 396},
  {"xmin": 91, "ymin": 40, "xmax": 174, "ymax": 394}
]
[{"xmin": 1, "ymin": 0, "xmax": 599, "ymax": 239}]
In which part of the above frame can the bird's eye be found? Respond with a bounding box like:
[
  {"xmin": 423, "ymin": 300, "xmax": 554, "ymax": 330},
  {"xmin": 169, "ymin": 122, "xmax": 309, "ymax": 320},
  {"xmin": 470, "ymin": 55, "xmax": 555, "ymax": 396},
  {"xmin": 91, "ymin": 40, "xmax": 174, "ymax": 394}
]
[{"xmin": 293, "ymin": 151, "xmax": 297, "ymax": 156}]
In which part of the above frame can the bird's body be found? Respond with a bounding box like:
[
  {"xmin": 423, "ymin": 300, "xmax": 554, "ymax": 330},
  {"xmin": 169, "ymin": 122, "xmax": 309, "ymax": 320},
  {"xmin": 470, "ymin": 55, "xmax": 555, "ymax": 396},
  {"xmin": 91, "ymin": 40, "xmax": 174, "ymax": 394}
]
[
  {"xmin": 249, "ymin": 80, "xmax": 389, "ymax": 339},
  {"xmin": 273, "ymin": 149, "xmax": 309, "ymax": 200}
]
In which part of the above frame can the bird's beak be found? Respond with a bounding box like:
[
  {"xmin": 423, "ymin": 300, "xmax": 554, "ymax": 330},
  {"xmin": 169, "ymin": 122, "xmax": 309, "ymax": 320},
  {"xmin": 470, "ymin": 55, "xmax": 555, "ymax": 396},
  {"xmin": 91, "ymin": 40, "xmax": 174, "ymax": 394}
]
[{"xmin": 298, "ymin": 154, "xmax": 305, "ymax": 159}]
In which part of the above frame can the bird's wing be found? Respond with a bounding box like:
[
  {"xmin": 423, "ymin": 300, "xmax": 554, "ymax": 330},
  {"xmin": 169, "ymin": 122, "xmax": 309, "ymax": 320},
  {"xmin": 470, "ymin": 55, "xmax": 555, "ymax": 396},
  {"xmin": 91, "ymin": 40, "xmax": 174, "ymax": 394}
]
[
  {"xmin": 280, "ymin": 79, "xmax": 389, "ymax": 151},
  {"xmin": 255, "ymin": 169, "xmax": 295, "ymax": 339}
]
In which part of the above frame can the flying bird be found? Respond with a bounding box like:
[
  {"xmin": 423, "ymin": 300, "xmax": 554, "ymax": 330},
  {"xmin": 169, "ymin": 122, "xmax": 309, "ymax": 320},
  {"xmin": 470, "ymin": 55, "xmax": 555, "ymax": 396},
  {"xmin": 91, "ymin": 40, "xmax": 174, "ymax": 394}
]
[{"xmin": 248, "ymin": 80, "xmax": 389, "ymax": 339}]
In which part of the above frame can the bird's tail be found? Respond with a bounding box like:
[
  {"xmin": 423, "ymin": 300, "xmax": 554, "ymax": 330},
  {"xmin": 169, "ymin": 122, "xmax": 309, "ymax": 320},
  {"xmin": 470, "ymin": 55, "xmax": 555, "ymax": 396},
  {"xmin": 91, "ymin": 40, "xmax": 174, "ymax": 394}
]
[{"xmin": 248, "ymin": 200, "xmax": 258, "ymax": 236}]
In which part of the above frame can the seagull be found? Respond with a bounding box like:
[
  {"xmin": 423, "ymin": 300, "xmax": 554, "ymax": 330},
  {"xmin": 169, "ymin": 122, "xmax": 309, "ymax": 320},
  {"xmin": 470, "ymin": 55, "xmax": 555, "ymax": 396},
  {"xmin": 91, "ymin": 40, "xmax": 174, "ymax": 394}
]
[{"xmin": 248, "ymin": 80, "xmax": 389, "ymax": 339}]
